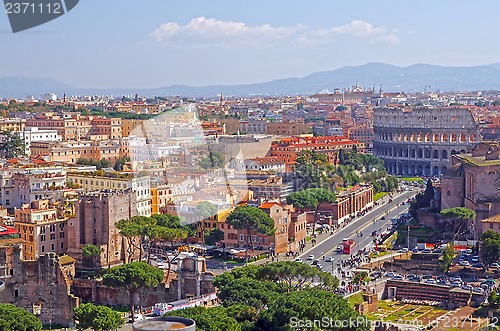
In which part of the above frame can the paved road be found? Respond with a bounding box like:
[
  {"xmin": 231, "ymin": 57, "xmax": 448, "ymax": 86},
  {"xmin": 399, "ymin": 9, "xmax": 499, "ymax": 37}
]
[{"xmin": 299, "ymin": 190, "xmax": 417, "ymax": 272}]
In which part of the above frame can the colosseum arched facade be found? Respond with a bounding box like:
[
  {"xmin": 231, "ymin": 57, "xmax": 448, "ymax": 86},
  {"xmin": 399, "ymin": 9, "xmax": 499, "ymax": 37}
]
[{"xmin": 373, "ymin": 107, "xmax": 481, "ymax": 176}]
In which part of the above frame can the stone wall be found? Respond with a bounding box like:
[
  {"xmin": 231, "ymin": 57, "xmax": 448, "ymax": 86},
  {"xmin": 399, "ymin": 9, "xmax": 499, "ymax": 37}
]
[{"xmin": 0, "ymin": 247, "xmax": 78, "ymax": 327}]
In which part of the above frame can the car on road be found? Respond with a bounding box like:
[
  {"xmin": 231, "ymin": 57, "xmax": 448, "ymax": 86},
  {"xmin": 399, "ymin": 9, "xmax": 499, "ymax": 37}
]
[
  {"xmin": 424, "ymin": 279, "xmax": 437, "ymax": 284},
  {"xmin": 392, "ymin": 275, "xmax": 404, "ymax": 280},
  {"xmin": 398, "ymin": 248, "xmax": 409, "ymax": 253},
  {"xmin": 472, "ymin": 262, "xmax": 484, "ymax": 268},
  {"xmin": 312, "ymin": 259, "xmax": 320, "ymax": 265},
  {"xmin": 422, "ymin": 248, "xmax": 432, "ymax": 253},
  {"xmin": 422, "ymin": 274, "xmax": 433, "ymax": 280},
  {"xmin": 412, "ymin": 248, "xmax": 419, "ymax": 253},
  {"xmin": 459, "ymin": 260, "xmax": 471, "ymax": 267},
  {"xmin": 385, "ymin": 272, "xmax": 396, "ymax": 278},
  {"xmin": 490, "ymin": 262, "xmax": 500, "ymax": 269},
  {"xmin": 293, "ymin": 257, "xmax": 303, "ymax": 263},
  {"xmin": 471, "ymin": 256, "xmax": 479, "ymax": 263},
  {"xmin": 307, "ymin": 255, "xmax": 314, "ymax": 260},
  {"xmin": 462, "ymin": 285, "xmax": 473, "ymax": 291},
  {"xmin": 316, "ymin": 263, "xmax": 323, "ymax": 269},
  {"xmin": 325, "ymin": 256, "xmax": 334, "ymax": 263},
  {"xmin": 450, "ymin": 276, "xmax": 462, "ymax": 282},
  {"xmin": 450, "ymin": 281, "xmax": 461, "ymax": 287},
  {"xmin": 472, "ymin": 288, "xmax": 484, "ymax": 294}
]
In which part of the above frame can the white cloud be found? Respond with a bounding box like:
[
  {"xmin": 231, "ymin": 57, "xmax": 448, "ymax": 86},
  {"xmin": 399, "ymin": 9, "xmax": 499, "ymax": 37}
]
[
  {"xmin": 296, "ymin": 20, "xmax": 400, "ymax": 46},
  {"xmin": 151, "ymin": 17, "xmax": 305, "ymax": 46},
  {"xmin": 150, "ymin": 18, "xmax": 399, "ymax": 47}
]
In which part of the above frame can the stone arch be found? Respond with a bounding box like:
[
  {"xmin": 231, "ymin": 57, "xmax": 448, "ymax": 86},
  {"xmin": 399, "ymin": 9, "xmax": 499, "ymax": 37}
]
[
  {"xmin": 432, "ymin": 166, "xmax": 439, "ymax": 176},
  {"xmin": 417, "ymin": 165, "xmax": 423, "ymax": 175},
  {"xmin": 410, "ymin": 165, "xmax": 416, "ymax": 175},
  {"xmin": 433, "ymin": 133, "xmax": 439, "ymax": 142},
  {"xmin": 442, "ymin": 150, "xmax": 448, "ymax": 160},
  {"xmin": 425, "ymin": 133, "xmax": 431, "ymax": 142},
  {"xmin": 404, "ymin": 148, "xmax": 409, "ymax": 157},
  {"xmin": 14, "ymin": 289, "xmax": 19, "ymax": 298},
  {"xmin": 403, "ymin": 164, "xmax": 409, "ymax": 175},
  {"xmin": 411, "ymin": 149, "xmax": 416, "ymax": 158},
  {"xmin": 460, "ymin": 149, "xmax": 466, "ymax": 153},
  {"xmin": 460, "ymin": 133, "xmax": 466, "ymax": 142},
  {"xmin": 410, "ymin": 133, "xmax": 416, "ymax": 142},
  {"xmin": 425, "ymin": 149, "xmax": 431, "ymax": 159},
  {"xmin": 451, "ymin": 134, "xmax": 457, "ymax": 142},
  {"xmin": 433, "ymin": 149, "xmax": 439, "ymax": 159},
  {"xmin": 451, "ymin": 149, "xmax": 457, "ymax": 155},
  {"xmin": 404, "ymin": 133, "xmax": 409, "ymax": 142},
  {"xmin": 417, "ymin": 149, "xmax": 423, "ymax": 158},
  {"xmin": 417, "ymin": 133, "xmax": 423, "ymax": 142},
  {"xmin": 441, "ymin": 166, "xmax": 448, "ymax": 175},
  {"xmin": 424, "ymin": 165, "xmax": 431, "ymax": 176},
  {"xmin": 469, "ymin": 134, "xmax": 475, "ymax": 142}
]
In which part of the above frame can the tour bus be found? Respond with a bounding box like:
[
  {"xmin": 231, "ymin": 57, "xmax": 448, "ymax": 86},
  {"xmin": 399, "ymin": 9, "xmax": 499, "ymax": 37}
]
[{"xmin": 343, "ymin": 239, "xmax": 356, "ymax": 254}]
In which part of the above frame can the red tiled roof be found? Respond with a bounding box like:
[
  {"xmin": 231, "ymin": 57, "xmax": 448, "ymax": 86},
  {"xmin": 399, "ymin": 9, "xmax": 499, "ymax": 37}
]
[{"xmin": 259, "ymin": 202, "xmax": 282, "ymax": 209}]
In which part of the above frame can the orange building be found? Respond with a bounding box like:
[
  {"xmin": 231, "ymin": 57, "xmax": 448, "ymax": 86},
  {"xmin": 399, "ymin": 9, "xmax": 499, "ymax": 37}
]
[{"xmin": 268, "ymin": 135, "xmax": 365, "ymax": 171}]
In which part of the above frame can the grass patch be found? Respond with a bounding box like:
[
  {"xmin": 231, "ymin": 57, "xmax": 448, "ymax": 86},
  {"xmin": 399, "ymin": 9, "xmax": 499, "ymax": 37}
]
[
  {"xmin": 347, "ymin": 291, "xmax": 365, "ymax": 308},
  {"xmin": 369, "ymin": 251, "xmax": 390, "ymax": 259},
  {"xmin": 398, "ymin": 177, "xmax": 424, "ymax": 183},
  {"xmin": 374, "ymin": 192, "xmax": 389, "ymax": 201},
  {"xmin": 306, "ymin": 236, "xmax": 311, "ymax": 242}
]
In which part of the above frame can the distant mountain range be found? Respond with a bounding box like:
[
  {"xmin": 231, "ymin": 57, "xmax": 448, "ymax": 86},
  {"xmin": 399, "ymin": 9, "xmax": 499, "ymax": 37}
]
[{"xmin": 3, "ymin": 62, "xmax": 500, "ymax": 99}]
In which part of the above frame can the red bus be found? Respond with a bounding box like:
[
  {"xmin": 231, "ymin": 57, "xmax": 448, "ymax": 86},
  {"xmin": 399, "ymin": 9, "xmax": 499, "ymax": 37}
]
[{"xmin": 343, "ymin": 239, "xmax": 356, "ymax": 254}]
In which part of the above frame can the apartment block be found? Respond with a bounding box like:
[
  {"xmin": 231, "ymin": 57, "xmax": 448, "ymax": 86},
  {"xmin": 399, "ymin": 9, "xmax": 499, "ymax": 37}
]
[
  {"xmin": 14, "ymin": 200, "xmax": 67, "ymax": 261},
  {"xmin": 67, "ymin": 172, "xmax": 151, "ymax": 216}
]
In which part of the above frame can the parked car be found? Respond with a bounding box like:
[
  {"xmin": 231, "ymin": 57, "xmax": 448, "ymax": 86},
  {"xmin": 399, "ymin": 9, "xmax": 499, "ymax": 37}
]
[
  {"xmin": 450, "ymin": 281, "xmax": 461, "ymax": 287},
  {"xmin": 422, "ymin": 274, "xmax": 433, "ymax": 280},
  {"xmin": 307, "ymin": 255, "xmax": 314, "ymax": 260},
  {"xmin": 422, "ymin": 248, "xmax": 432, "ymax": 253},
  {"xmin": 385, "ymin": 272, "xmax": 396, "ymax": 278},
  {"xmin": 459, "ymin": 260, "xmax": 471, "ymax": 267},
  {"xmin": 392, "ymin": 275, "xmax": 404, "ymax": 281},
  {"xmin": 450, "ymin": 276, "xmax": 462, "ymax": 282},
  {"xmin": 462, "ymin": 285, "xmax": 473, "ymax": 291},
  {"xmin": 471, "ymin": 256, "xmax": 479, "ymax": 263},
  {"xmin": 293, "ymin": 257, "xmax": 303, "ymax": 263},
  {"xmin": 398, "ymin": 248, "xmax": 409, "ymax": 253},
  {"xmin": 490, "ymin": 262, "xmax": 500, "ymax": 269},
  {"xmin": 424, "ymin": 279, "xmax": 437, "ymax": 284}
]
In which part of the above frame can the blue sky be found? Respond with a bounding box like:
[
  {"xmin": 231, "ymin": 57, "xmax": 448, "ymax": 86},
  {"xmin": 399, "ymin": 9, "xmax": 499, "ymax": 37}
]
[{"xmin": 1, "ymin": 0, "xmax": 499, "ymax": 88}]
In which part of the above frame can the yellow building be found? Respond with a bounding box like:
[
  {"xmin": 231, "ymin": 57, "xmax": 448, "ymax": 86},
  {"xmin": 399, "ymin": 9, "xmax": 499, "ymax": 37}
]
[
  {"xmin": 150, "ymin": 184, "xmax": 173, "ymax": 215},
  {"xmin": 196, "ymin": 208, "xmax": 233, "ymax": 243},
  {"xmin": 14, "ymin": 200, "xmax": 67, "ymax": 261}
]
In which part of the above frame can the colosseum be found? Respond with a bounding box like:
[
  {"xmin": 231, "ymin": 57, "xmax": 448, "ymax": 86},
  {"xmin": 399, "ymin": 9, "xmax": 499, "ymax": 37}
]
[{"xmin": 373, "ymin": 107, "xmax": 481, "ymax": 176}]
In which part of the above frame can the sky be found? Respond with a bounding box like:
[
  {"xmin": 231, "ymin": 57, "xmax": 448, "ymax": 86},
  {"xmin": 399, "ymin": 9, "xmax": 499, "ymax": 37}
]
[{"xmin": 1, "ymin": 0, "xmax": 500, "ymax": 89}]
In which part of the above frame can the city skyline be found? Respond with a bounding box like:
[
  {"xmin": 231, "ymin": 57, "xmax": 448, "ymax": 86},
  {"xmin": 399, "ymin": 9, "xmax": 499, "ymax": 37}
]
[{"xmin": 1, "ymin": 0, "xmax": 500, "ymax": 89}]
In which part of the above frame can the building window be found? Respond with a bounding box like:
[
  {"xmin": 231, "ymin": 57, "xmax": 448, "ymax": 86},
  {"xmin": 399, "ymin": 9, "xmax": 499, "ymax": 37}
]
[
  {"xmin": 490, "ymin": 223, "xmax": 494, "ymax": 229},
  {"xmin": 60, "ymin": 242, "xmax": 64, "ymax": 249},
  {"xmin": 51, "ymin": 244, "xmax": 55, "ymax": 251},
  {"xmin": 41, "ymin": 245, "xmax": 45, "ymax": 252}
]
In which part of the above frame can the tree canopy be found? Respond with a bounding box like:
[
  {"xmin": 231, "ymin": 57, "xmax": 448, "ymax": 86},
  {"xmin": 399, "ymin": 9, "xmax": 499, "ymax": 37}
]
[
  {"xmin": 166, "ymin": 306, "xmax": 241, "ymax": 331},
  {"xmin": 0, "ymin": 304, "xmax": 42, "ymax": 331},
  {"xmin": 481, "ymin": 230, "xmax": 500, "ymax": 266},
  {"xmin": 178, "ymin": 262, "xmax": 364, "ymax": 331},
  {"xmin": 286, "ymin": 188, "xmax": 336, "ymax": 210},
  {"xmin": 226, "ymin": 206, "xmax": 275, "ymax": 259},
  {"xmin": 102, "ymin": 261, "xmax": 164, "ymax": 322},
  {"xmin": 0, "ymin": 131, "xmax": 26, "ymax": 159},
  {"xmin": 199, "ymin": 150, "xmax": 225, "ymax": 170},
  {"xmin": 74, "ymin": 303, "xmax": 124, "ymax": 331}
]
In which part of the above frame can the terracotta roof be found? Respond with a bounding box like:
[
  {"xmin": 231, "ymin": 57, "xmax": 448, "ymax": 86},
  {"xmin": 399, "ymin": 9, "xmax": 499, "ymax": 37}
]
[{"xmin": 259, "ymin": 202, "xmax": 282, "ymax": 209}]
